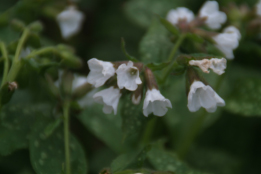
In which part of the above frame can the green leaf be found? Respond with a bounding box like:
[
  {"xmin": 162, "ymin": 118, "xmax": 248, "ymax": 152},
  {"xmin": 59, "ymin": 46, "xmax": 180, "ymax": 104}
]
[
  {"xmin": 111, "ymin": 146, "xmax": 151, "ymax": 172},
  {"xmin": 121, "ymin": 38, "xmax": 139, "ymax": 62},
  {"xmin": 139, "ymin": 19, "xmax": 172, "ymax": 64},
  {"xmin": 225, "ymin": 78, "xmax": 261, "ymax": 116},
  {"xmin": 29, "ymin": 121, "xmax": 87, "ymax": 174},
  {"xmin": 0, "ymin": 90, "xmax": 52, "ymax": 156},
  {"xmin": 146, "ymin": 61, "xmax": 170, "ymax": 71},
  {"xmin": 43, "ymin": 119, "xmax": 62, "ymax": 138},
  {"xmin": 124, "ymin": 0, "xmax": 182, "ymax": 28},
  {"xmin": 148, "ymin": 146, "xmax": 207, "ymax": 174},
  {"xmin": 159, "ymin": 17, "xmax": 179, "ymax": 36},
  {"xmin": 77, "ymin": 105, "xmax": 123, "ymax": 153},
  {"xmin": 120, "ymin": 96, "xmax": 147, "ymax": 141}
]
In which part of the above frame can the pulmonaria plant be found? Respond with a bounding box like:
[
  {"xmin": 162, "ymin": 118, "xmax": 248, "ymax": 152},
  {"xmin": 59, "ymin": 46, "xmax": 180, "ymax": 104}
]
[{"xmin": 86, "ymin": 59, "xmax": 171, "ymax": 116}]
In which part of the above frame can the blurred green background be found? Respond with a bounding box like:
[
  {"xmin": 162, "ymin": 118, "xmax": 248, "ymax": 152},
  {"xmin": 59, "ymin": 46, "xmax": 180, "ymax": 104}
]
[{"xmin": 0, "ymin": 0, "xmax": 261, "ymax": 174}]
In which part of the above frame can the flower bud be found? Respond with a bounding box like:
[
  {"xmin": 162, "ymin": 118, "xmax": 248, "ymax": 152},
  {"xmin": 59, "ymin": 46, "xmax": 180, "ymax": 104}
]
[
  {"xmin": 61, "ymin": 70, "xmax": 74, "ymax": 97},
  {"xmin": 72, "ymin": 82, "xmax": 93, "ymax": 100},
  {"xmin": 11, "ymin": 19, "xmax": 25, "ymax": 32},
  {"xmin": 144, "ymin": 67, "xmax": 158, "ymax": 90},
  {"xmin": 28, "ymin": 21, "xmax": 44, "ymax": 33}
]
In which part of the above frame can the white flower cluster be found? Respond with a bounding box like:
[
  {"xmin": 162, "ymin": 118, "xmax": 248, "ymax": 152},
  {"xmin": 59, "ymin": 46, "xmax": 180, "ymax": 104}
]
[
  {"xmin": 166, "ymin": 1, "xmax": 241, "ymax": 60},
  {"xmin": 167, "ymin": 1, "xmax": 226, "ymax": 29},
  {"xmin": 86, "ymin": 58, "xmax": 172, "ymax": 116}
]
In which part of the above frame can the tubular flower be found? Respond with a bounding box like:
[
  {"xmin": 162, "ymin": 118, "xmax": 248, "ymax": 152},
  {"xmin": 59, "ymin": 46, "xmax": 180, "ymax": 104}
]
[
  {"xmin": 212, "ymin": 26, "xmax": 241, "ymax": 59},
  {"xmin": 187, "ymin": 81, "xmax": 225, "ymax": 113},
  {"xmin": 166, "ymin": 7, "xmax": 195, "ymax": 25},
  {"xmin": 86, "ymin": 58, "xmax": 115, "ymax": 88},
  {"xmin": 189, "ymin": 58, "xmax": 226, "ymax": 75},
  {"xmin": 93, "ymin": 87, "xmax": 122, "ymax": 115},
  {"xmin": 199, "ymin": 1, "xmax": 227, "ymax": 29},
  {"xmin": 143, "ymin": 89, "xmax": 172, "ymax": 117},
  {"xmin": 116, "ymin": 61, "xmax": 142, "ymax": 91},
  {"xmin": 56, "ymin": 6, "xmax": 84, "ymax": 39}
]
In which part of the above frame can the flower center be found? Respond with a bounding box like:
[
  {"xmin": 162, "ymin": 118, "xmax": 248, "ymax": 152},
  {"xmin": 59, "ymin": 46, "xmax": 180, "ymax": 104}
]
[{"xmin": 128, "ymin": 68, "xmax": 138, "ymax": 76}]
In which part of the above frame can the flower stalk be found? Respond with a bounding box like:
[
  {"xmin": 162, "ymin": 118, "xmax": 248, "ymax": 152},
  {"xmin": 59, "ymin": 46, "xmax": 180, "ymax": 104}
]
[
  {"xmin": 167, "ymin": 33, "xmax": 186, "ymax": 62},
  {"xmin": 0, "ymin": 42, "xmax": 9, "ymax": 87},
  {"xmin": 7, "ymin": 28, "xmax": 29, "ymax": 82},
  {"xmin": 63, "ymin": 100, "xmax": 71, "ymax": 174}
]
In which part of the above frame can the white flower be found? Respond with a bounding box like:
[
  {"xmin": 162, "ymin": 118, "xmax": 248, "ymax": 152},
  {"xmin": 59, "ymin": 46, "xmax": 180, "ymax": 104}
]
[
  {"xmin": 199, "ymin": 1, "xmax": 227, "ymax": 29},
  {"xmin": 256, "ymin": 0, "xmax": 261, "ymax": 16},
  {"xmin": 212, "ymin": 26, "xmax": 241, "ymax": 59},
  {"xmin": 187, "ymin": 81, "xmax": 225, "ymax": 113},
  {"xmin": 93, "ymin": 87, "xmax": 121, "ymax": 115},
  {"xmin": 86, "ymin": 58, "xmax": 115, "ymax": 88},
  {"xmin": 209, "ymin": 58, "xmax": 226, "ymax": 75},
  {"xmin": 116, "ymin": 61, "xmax": 142, "ymax": 91},
  {"xmin": 56, "ymin": 6, "xmax": 84, "ymax": 39},
  {"xmin": 189, "ymin": 59, "xmax": 211, "ymax": 73},
  {"xmin": 143, "ymin": 89, "xmax": 172, "ymax": 117},
  {"xmin": 189, "ymin": 58, "xmax": 227, "ymax": 75},
  {"xmin": 166, "ymin": 7, "xmax": 195, "ymax": 25}
]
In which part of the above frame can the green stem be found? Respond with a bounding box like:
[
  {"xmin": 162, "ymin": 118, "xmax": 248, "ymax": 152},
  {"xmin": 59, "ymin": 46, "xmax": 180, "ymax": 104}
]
[
  {"xmin": 25, "ymin": 46, "xmax": 57, "ymax": 59},
  {"xmin": 177, "ymin": 110, "xmax": 208, "ymax": 159},
  {"xmin": 7, "ymin": 28, "xmax": 29, "ymax": 82},
  {"xmin": 63, "ymin": 100, "xmax": 71, "ymax": 174},
  {"xmin": 0, "ymin": 43, "xmax": 9, "ymax": 87},
  {"xmin": 141, "ymin": 117, "xmax": 157, "ymax": 145},
  {"xmin": 167, "ymin": 33, "xmax": 186, "ymax": 62}
]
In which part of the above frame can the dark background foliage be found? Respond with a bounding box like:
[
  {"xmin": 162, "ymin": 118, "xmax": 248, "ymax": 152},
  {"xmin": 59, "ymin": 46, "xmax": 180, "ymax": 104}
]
[{"xmin": 0, "ymin": 0, "xmax": 261, "ymax": 174}]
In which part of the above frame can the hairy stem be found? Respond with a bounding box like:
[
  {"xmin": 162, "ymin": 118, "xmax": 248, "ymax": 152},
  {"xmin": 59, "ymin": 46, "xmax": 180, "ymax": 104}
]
[
  {"xmin": 7, "ymin": 28, "xmax": 29, "ymax": 82},
  {"xmin": 63, "ymin": 100, "xmax": 71, "ymax": 174},
  {"xmin": 141, "ymin": 117, "xmax": 157, "ymax": 145},
  {"xmin": 167, "ymin": 33, "xmax": 186, "ymax": 62},
  {"xmin": 25, "ymin": 46, "xmax": 57, "ymax": 59},
  {"xmin": 0, "ymin": 43, "xmax": 9, "ymax": 87}
]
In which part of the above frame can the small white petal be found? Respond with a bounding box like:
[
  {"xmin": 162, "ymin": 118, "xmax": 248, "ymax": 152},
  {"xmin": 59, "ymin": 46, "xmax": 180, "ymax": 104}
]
[
  {"xmin": 166, "ymin": 7, "xmax": 195, "ymax": 25},
  {"xmin": 86, "ymin": 58, "xmax": 115, "ymax": 88},
  {"xmin": 209, "ymin": 58, "xmax": 226, "ymax": 75},
  {"xmin": 256, "ymin": 0, "xmax": 261, "ymax": 16},
  {"xmin": 143, "ymin": 89, "xmax": 172, "ymax": 117},
  {"xmin": 132, "ymin": 94, "xmax": 141, "ymax": 105},
  {"xmin": 189, "ymin": 59, "xmax": 211, "ymax": 73},
  {"xmin": 56, "ymin": 6, "xmax": 84, "ymax": 39},
  {"xmin": 199, "ymin": 1, "xmax": 227, "ymax": 29},
  {"xmin": 212, "ymin": 26, "xmax": 241, "ymax": 59},
  {"xmin": 116, "ymin": 61, "xmax": 142, "ymax": 91},
  {"xmin": 187, "ymin": 81, "xmax": 225, "ymax": 113},
  {"xmin": 93, "ymin": 87, "xmax": 121, "ymax": 115}
]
